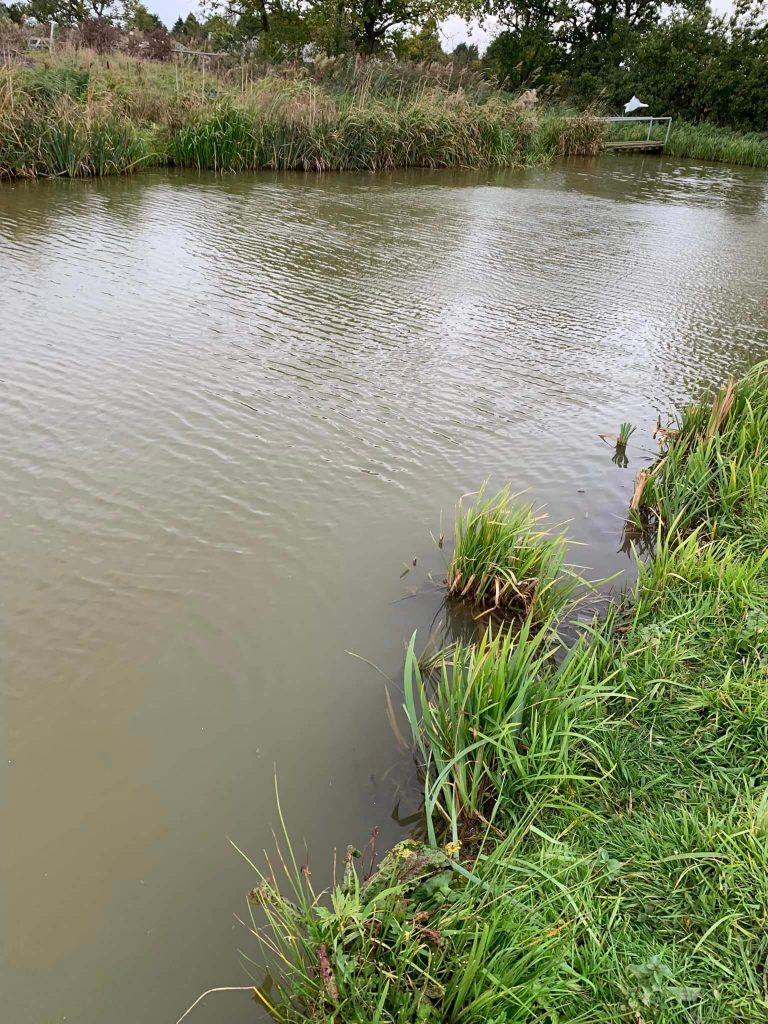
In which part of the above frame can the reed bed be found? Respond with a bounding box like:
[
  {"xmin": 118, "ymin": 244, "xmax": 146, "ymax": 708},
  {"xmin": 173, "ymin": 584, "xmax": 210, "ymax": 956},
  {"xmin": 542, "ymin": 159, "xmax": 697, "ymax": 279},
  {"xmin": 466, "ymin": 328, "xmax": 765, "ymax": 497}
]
[
  {"xmin": 606, "ymin": 117, "xmax": 768, "ymax": 168},
  {"xmin": 666, "ymin": 121, "xmax": 768, "ymax": 168},
  {"xmin": 0, "ymin": 102, "xmax": 153, "ymax": 178},
  {"xmin": 214, "ymin": 362, "xmax": 768, "ymax": 1024},
  {"xmin": 0, "ymin": 51, "xmax": 604, "ymax": 178},
  {"xmin": 170, "ymin": 99, "xmax": 537, "ymax": 174},
  {"xmin": 6, "ymin": 52, "xmax": 768, "ymax": 179}
]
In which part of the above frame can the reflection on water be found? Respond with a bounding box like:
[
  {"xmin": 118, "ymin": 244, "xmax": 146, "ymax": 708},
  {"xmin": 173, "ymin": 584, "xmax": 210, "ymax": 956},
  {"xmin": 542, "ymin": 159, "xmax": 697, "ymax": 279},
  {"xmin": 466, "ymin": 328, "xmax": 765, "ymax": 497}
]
[{"xmin": 1, "ymin": 156, "xmax": 767, "ymax": 1024}]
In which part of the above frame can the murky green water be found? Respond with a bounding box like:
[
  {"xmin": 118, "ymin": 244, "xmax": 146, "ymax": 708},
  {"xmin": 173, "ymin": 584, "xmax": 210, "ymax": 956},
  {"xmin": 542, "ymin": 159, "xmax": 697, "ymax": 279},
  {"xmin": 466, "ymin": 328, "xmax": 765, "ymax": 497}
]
[{"xmin": 2, "ymin": 156, "xmax": 767, "ymax": 1024}]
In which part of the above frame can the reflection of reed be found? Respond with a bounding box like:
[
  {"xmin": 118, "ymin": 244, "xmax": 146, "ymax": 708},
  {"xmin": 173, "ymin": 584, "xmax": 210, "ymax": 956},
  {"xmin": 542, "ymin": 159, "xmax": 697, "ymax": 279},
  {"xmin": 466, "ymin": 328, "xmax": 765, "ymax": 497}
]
[{"xmin": 619, "ymin": 519, "xmax": 656, "ymax": 560}]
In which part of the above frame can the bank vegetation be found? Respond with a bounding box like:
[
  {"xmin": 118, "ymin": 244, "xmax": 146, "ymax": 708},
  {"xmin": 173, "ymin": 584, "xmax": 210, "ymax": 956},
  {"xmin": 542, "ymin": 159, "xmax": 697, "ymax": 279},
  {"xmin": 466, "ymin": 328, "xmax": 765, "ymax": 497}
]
[
  {"xmin": 3, "ymin": 50, "xmax": 768, "ymax": 179},
  {"xmin": 0, "ymin": 51, "xmax": 609, "ymax": 177},
  {"xmin": 230, "ymin": 361, "xmax": 768, "ymax": 1023}
]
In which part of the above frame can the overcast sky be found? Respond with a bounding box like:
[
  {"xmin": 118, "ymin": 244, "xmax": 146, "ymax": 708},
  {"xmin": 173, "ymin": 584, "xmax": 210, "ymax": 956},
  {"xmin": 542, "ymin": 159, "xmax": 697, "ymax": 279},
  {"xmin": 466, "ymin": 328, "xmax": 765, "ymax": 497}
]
[{"xmin": 151, "ymin": 3, "xmax": 733, "ymax": 47}]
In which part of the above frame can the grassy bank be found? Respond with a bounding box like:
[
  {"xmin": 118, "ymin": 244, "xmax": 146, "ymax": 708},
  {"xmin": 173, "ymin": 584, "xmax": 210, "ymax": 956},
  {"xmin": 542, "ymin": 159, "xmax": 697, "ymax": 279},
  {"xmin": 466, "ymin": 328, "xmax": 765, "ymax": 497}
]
[
  {"xmin": 0, "ymin": 51, "xmax": 602, "ymax": 178},
  {"xmin": 232, "ymin": 361, "xmax": 768, "ymax": 1023},
  {"xmin": 4, "ymin": 52, "xmax": 768, "ymax": 179},
  {"xmin": 666, "ymin": 121, "xmax": 768, "ymax": 168}
]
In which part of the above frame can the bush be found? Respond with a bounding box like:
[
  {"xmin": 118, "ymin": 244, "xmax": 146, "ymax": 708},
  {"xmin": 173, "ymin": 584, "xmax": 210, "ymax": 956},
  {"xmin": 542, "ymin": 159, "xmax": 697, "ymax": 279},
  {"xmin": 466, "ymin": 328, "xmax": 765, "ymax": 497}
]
[
  {"xmin": 75, "ymin": 17, "xmax": 121, "ymax": 54},
  {"xmin": 126, "ymin": 27, "xmax": 173, "ymax": 62}
]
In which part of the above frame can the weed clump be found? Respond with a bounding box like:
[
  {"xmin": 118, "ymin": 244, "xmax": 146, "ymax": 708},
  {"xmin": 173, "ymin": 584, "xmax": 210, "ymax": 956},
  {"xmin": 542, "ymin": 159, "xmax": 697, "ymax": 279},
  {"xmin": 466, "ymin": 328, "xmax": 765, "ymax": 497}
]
[{"xmin": 447, "ymin": 486, "xmax": 574, "ymax": 622}]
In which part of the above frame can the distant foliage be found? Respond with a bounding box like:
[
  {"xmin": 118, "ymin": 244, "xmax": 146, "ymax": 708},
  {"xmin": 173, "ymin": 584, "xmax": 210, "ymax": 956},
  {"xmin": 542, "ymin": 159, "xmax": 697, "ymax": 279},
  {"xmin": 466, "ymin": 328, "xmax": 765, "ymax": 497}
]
[
  {"xmin": 4, "ymin": 0, "xmax": 767, "ymax": 130},
  {"xmin": 483, "ymin": 4, "xmax": 768, "ymax": 132}
]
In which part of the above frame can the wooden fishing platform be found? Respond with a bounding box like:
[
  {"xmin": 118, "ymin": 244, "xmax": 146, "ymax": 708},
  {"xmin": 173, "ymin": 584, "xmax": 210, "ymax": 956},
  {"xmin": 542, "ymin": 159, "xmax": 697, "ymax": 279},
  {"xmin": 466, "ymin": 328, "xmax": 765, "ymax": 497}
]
[
  {"xmin": 599, "ymin": 116, "xmax": 672, "ymax": 154},
  {"xmin": 603, "ymin": 139, "xmax": 666, "ymax": 152}
]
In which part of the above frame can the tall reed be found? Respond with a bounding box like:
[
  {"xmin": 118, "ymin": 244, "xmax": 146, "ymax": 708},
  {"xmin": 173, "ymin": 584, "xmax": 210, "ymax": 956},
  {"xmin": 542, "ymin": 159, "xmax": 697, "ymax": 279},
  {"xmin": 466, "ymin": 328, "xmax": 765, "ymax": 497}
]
[
  {"xmin": 1, "ymin": 53, "xmax": 604, "ymax": 178},
  {"xmin": 666, "ymin": 121, "xmax": 768, "ymax": 168}
]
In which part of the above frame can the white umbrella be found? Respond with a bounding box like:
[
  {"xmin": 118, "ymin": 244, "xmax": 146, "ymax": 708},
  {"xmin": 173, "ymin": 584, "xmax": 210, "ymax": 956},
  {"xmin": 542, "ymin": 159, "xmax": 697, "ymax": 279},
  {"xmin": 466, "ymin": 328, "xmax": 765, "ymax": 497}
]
[{"xmin": 624, "ymin": 96, "xmax": 649, "ymax": 114}]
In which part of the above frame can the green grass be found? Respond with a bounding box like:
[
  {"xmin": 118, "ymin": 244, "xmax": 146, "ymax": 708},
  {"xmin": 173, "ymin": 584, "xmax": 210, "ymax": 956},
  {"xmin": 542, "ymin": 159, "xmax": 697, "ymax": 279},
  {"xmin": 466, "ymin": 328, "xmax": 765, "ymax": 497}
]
[
  {"xmin": 632, "ymin": 372, "xmax": 768, "ymax": 549},
  {"xmin": 240, "ymin": 823, "xmax": 603, "ymax": 1024},
  {"xmin": 223, "ymin": 361, "xmax": 768, "ymax": 1023},
  {"xmin": 666, "ymin": 121, "xmax": 768, "ymax": 168}
]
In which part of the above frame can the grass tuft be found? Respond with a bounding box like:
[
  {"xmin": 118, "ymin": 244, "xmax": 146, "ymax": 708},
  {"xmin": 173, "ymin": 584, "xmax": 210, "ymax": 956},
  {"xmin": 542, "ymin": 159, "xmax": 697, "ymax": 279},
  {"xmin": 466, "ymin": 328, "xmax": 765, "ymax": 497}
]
[{"xmin": 447, "ymin": 486, "xmax": 576, "ymax": 622}]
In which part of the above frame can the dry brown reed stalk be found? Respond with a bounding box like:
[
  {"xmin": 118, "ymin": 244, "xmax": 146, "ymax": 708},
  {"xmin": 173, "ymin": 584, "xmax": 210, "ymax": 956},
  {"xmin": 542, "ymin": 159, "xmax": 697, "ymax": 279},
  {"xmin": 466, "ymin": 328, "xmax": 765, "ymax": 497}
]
[
  {"xmin": 705, "ymin": 378, "xmax": 735, "ymax": 441},
  {"xmin": 173, "ymin": 985, "xmax": 259, "ymax": 1024},
  {"xmin": 629, "ymin": 468, "xmax": 650, "ymax": 512}
]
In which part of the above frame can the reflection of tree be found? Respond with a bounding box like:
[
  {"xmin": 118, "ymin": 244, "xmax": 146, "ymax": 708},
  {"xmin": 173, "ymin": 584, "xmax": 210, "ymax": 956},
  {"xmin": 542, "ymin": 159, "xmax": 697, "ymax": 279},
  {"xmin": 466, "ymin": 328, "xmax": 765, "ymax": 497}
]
[{"xmin": 0, "ymin": 172, "xmax": 154, "ymax": 244}]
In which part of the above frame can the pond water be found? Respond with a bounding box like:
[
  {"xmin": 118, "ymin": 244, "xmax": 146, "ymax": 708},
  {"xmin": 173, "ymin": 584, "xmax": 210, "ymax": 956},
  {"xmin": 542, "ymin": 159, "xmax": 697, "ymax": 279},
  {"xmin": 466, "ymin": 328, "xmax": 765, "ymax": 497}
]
[{"xmin": 2, "ymin": 156, "xmax": 767, "ymax": 1024}]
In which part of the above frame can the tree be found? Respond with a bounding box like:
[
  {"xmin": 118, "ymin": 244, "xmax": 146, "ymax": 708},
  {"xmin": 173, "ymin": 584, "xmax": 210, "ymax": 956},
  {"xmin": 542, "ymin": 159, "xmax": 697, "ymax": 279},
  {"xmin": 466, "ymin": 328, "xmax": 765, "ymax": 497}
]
[
  {"xmin": 347, "ymin": 0, "xmax": 447, "ymax": 53},
  {"xmin": 0, "ymin": 1, "xmax": 27, "ymax": 19},
  {"xmin": 23, "ymin": 0, "xmax": 121, "ymax": 23},
  {"xmin": 123, "ymin": 0, "xmax": 163, "ymax": 29},
  {"xmin": 484, "ymin": 22, "xmax": 561, "ymax": 86},
  {"xmin": 452, "ymin": 40, "xmax": 479, "ymax": 65},
  {"xmin": 183, "ymin": 11, "xmax": 203, "ymax": 34},
  {"xmin": 206, "ymin": 0, "xmax": 456, "ymax": 55},
  {"xmin": 393, "ymin": 14, "xmax": 446, "ymax": 60},
  {"xmin": 609, "ymin": 6, "xmax": 768, "ymax": 128},
  {"xmin": 469, "ymin": 0, "xmax": 674, "ymax": 57},
  {"xmin": 203, "ymin": 0, "xmax": 301, "ymax": 39}
]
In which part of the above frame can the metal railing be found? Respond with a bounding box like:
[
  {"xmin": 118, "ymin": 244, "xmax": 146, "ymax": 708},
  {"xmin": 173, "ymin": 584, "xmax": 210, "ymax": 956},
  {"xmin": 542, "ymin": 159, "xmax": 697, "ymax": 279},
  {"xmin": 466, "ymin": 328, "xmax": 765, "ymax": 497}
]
[{"xmin": 598, "ymin": 116, "xmax": 673, "ymax": 144}]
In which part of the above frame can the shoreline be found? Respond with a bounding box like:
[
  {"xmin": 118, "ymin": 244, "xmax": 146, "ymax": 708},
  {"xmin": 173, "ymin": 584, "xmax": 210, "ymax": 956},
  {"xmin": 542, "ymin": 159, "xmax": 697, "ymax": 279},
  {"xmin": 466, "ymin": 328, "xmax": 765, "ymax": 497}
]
[{"xmin": 229, "ymin": 361, "xmax": 768, "ymax": 1022}]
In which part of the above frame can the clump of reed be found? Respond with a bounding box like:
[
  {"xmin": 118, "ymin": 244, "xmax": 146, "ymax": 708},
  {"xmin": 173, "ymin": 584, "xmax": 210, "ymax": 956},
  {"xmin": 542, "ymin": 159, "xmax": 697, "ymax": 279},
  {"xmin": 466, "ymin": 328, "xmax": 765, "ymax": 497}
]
[
  {"xmin": 446, "ymin": 486, "xmax": 575, "ymax": 621},
  {"xmin": 168, "ymin": 94, "xmax": 603, "ymax": 174},
  {"xmin": 617, "ymin": 421, "xmax": 635, "ymax": 447},
  {"xmin": 1, "ymin": 51, "xmax": 604, "ymax": 178},
  {"xmin": 403, "ymin": 621, "xmax": 607, "ymax": 838},
  {"xmin": 0, "ymin": 102, "xmax": 154, "ymax": 178}
]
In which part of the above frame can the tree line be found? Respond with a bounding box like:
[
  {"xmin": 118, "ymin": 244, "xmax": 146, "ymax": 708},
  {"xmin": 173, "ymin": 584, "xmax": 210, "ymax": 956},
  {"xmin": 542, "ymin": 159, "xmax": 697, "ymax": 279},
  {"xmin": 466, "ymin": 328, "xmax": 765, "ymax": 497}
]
[{"xmin": 2, "ymin": 0, "xmax": 766, "ymax": 131}]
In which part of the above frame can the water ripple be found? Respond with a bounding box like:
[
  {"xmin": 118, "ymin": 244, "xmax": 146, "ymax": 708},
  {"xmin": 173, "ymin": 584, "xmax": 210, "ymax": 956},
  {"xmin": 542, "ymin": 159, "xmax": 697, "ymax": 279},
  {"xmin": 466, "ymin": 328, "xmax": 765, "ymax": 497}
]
[{"xmin": 1, "ymin": 157, "xmax": 767, "ymax": 1024}]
